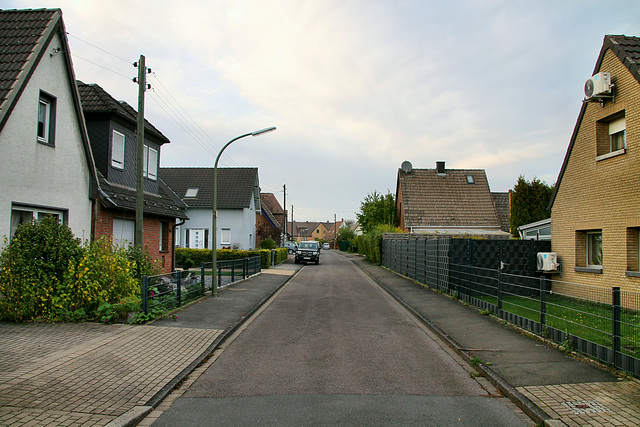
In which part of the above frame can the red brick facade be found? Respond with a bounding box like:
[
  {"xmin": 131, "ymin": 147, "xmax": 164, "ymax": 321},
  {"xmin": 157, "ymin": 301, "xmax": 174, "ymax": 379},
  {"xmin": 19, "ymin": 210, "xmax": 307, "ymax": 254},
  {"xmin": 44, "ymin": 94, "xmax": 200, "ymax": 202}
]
[{"xmin": 93, "ymin": 202, "xmax": 175, "ymax": 274}]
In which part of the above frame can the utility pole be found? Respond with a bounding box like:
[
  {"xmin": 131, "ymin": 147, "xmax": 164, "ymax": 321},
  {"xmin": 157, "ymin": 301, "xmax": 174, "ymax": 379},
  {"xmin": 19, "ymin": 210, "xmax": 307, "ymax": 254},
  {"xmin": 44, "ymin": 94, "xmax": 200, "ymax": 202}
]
[
  {"xmin": 134, "ymin": 55, "xmax": 150, "ymax": 247},
  {"xmin": 334, "ymin": 213, "xmax": 337, "ymax": 250},
  {"xmin": 283, "ymin": 184, "xmax": 287, "ymax": 243},
  {"xmin": 291, "ymin": 205, "xmax": 294, "ymax": 241}
]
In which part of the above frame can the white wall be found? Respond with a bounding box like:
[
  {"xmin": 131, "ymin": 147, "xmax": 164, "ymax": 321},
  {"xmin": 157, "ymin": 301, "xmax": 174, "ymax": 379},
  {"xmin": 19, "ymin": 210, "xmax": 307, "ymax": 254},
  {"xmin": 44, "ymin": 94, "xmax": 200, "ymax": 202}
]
[{"xmin": 0, "ymin": 32, "xmax": 93, "ymax": 242}]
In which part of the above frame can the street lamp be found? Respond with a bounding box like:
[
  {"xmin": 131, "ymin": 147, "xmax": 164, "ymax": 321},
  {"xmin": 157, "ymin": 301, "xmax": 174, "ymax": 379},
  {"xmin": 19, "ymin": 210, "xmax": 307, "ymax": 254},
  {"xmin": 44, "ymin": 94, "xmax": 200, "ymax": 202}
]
[{"xmin": 212, "ymin": 127, "xmax": 276, "ymax": 296}]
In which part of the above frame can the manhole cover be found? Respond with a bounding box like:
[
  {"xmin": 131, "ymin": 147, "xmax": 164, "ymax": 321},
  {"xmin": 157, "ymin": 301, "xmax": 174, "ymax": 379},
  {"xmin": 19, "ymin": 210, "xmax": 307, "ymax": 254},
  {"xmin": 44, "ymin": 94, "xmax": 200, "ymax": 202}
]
[{"xmin": 562, "ymin": 400, "xmax": 610, "ymax": 415}]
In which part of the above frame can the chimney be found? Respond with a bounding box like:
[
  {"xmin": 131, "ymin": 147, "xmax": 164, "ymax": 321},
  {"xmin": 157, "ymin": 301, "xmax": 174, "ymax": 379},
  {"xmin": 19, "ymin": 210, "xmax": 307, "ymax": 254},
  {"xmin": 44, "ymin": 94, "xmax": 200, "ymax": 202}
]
[{"xmin": 436, "ymin": 161, "xmax": 446, "ymax": 175}]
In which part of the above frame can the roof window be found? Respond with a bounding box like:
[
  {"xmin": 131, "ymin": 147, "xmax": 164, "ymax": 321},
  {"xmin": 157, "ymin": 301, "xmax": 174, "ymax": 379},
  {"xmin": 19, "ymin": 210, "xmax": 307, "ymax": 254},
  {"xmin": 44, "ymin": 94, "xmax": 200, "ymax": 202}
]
[
  {"xmin": 466, "ymin": 174, "xmax": 475, "ymax": 184},
  {"xmin": 185, "ymin": 188, "xmax": 199, "ymax": 198}
]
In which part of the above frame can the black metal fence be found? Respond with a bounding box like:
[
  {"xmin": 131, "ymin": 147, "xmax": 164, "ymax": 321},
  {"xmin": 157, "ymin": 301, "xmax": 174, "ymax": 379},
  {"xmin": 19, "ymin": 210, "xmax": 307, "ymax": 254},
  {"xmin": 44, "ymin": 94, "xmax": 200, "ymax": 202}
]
[
  {"xmin": 142, "ymin": 256, "xmax": 261, "ymax": 315},
  {"xmin": 382, "ymin": 235, "xmax": 640, "ymax": 377}
]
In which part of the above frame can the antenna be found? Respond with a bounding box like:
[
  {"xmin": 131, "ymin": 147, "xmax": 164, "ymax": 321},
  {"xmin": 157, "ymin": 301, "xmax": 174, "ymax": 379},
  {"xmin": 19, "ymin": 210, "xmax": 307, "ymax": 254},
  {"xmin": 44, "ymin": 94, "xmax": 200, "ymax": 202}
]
[{"xmin": 401, "ymin": 161, "xmax": 413, "ymax": 173}]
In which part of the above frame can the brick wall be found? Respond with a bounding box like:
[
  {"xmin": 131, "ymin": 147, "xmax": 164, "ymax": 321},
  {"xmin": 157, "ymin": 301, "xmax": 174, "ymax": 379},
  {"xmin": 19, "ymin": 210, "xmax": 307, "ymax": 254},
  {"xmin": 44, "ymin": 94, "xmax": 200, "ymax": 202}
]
[
  {"xmin": 94, "ymin": 202, "xmax": 174, "ymax": 274},
  {"xmin": 551, "ymin": 49, "xmax": 640, "ymax": 293}
]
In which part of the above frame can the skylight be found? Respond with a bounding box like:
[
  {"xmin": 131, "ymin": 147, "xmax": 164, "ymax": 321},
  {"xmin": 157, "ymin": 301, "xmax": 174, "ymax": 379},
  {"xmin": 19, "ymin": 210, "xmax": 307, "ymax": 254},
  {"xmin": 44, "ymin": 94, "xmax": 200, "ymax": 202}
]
[
  {"xmin": 466, "ymin": 175, "xmax": 475, "ymax": 184},
  {"xmin": 185, "ymin": 188, "xmax": 199, "ymax": 198}
]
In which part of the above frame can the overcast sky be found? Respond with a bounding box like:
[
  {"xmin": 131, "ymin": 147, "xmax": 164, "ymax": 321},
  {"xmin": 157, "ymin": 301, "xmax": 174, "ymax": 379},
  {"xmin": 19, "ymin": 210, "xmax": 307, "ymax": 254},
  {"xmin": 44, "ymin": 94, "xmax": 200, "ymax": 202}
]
[{"xmin": 10, "ymin": 1, "xmax": 640, "ymax": 222}]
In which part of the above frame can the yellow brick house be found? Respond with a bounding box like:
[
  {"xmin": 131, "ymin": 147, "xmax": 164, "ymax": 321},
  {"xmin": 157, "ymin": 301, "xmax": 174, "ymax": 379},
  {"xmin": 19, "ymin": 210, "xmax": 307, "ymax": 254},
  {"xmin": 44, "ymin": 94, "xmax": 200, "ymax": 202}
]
[{"xmin": 550, "ymin": 35, "xmax": 640, "ymax": 294}]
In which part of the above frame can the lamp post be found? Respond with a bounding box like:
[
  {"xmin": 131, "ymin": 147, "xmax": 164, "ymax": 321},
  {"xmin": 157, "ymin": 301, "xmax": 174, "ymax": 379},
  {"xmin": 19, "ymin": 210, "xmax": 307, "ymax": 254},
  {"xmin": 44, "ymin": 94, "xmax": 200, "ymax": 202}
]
[{"xmin": 212, "ymin": 127, "xmax": 276, "ymax": 297}]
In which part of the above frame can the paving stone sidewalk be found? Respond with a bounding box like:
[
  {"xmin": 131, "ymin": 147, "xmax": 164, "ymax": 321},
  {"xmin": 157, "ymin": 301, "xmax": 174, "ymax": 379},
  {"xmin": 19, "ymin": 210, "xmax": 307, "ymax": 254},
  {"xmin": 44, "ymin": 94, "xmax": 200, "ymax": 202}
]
[{"xmin": 0, "ymin": 262, "xmax": 300, "ymax": 427}]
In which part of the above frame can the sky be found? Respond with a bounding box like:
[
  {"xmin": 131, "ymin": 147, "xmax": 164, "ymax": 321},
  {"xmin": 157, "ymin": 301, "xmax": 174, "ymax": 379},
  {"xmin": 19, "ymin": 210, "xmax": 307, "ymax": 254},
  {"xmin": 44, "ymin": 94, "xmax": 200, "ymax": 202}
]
[{"xmin": 8, "ymin": 0, "xmax": 640, "ymax": 222}]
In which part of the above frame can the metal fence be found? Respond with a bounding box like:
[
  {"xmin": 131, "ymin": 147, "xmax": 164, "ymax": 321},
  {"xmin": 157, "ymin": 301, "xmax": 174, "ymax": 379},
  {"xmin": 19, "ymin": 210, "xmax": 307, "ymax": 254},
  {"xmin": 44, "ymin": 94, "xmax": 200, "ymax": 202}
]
[
  {"xmin": 142, "ymin": 256, "xmax": 261, "ymax": 315},
  {"xmin": 382, "ymin": 236, "xmax": 640, "ymax": 377}
]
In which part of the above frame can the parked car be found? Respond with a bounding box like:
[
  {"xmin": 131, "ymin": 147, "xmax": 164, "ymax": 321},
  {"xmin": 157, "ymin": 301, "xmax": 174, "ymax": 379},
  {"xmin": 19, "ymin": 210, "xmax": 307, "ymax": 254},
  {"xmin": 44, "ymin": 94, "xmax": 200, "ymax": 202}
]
[
  {"xmin": 323, "ymin": 243, "xmax": 330, "ymax": 250},
  {"xmin": 295, "ymin": 241, "xmax": 320, "ymax": 265},
  {"xmin": 284, "ymin": 241, "xmax": 298, "ymax": 254}
]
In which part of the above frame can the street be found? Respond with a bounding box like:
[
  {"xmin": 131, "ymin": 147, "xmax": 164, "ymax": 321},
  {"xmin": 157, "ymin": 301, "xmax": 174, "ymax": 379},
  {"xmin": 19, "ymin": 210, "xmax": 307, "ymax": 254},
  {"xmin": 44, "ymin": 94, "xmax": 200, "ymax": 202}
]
[{"xmin": 152, "ymin": 251, "xmax": 530, "ymax": 426}]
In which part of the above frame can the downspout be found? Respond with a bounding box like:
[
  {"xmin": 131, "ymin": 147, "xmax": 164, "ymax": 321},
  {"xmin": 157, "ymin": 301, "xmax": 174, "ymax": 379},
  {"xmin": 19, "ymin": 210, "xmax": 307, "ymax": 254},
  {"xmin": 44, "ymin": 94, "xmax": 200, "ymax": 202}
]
[{"xmin": 171, "ymin": 218, "xmax": 186, "ymax": 272}]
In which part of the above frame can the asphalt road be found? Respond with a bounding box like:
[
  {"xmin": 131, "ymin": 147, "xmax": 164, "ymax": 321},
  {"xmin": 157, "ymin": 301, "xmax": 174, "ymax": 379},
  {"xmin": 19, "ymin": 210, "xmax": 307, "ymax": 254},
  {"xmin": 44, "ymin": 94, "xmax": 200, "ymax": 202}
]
[{"xmin": 153, "ymin": 251, "xmax": 530, "ymax": 426}]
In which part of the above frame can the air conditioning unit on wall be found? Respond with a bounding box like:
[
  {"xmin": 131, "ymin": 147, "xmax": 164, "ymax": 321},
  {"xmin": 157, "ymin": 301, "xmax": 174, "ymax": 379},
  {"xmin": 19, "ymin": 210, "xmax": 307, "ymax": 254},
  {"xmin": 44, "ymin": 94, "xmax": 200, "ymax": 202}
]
[
  {"xmin": 537, "ymin": 252, "xmax": 559, "ymax": 272},
  {"xmin": 584, "ymin": 72, "xmax": 612, "ymax": 99}
]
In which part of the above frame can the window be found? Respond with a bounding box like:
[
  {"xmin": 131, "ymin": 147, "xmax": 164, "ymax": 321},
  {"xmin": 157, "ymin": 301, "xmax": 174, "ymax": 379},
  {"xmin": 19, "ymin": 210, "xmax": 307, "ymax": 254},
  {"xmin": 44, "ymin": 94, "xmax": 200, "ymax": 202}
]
[
  {"xmin": 596, "ymin": 114, "xmax": 626, "ymax": 159},
  {"xmin": 466, "ymin": 174, "xmax": 475, "ymax": 184},
  {"xmin": 185, "ymin": 188, "xmax": 199, "ymax": 198},
  {"xmin": 111, "ymin": 130, "xmax": 125, "ymax": 169},
  {"xmin": 113, "ymin": 218, "xmax": 135, "ymax": 246},
  {"xmin": 10, "ymin": 205, "xmax": 65, "ymax": 237},
  {"xmin": 37, "ymin": 92, "xmax": 56, "ymax": 146},
  {"xmin": 625, "ymin": 228, "xmax": 640, "ymax": 276},
  {"xmin": 160, "ymin": 221, "xmax": 169, "ymax": 252},
  {"xmin": 609, "ymin": 117, "xmax": 626, "ymax": 152},
  {"xmin": 586, "ymin": 231, "xmax": 603, "ymax": 268},
  {"xmin": 221, "ymin": 228, "xmax": 231, "ymax": 245},
  {"xmin": 143, "ymin": 145, "xmax": 158, "ymax": 180}
]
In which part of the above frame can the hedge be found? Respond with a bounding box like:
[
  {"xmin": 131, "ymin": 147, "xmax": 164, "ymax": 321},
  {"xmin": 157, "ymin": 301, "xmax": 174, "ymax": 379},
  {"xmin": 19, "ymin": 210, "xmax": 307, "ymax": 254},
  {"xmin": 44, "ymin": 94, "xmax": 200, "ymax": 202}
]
[{"xmin": 176, "ymin": 247, "xmax": 289, "ymax": 270}]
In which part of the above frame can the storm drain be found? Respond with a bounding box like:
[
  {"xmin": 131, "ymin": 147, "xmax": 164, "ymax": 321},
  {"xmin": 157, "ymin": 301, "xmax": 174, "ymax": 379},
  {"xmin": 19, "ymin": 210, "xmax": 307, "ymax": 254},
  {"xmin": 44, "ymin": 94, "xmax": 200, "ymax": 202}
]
[{"xmin": 562, "ymin": 400, "xmax": 610, "ymax": 415}]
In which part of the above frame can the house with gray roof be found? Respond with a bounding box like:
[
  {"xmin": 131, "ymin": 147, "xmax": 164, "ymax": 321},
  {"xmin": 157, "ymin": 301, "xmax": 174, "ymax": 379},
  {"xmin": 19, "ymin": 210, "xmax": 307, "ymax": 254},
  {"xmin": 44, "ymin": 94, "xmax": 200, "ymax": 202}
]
[
  {"xmin": 160, "ymin": 167, "xmax": 261, "ymax": 250},
  {"xmin": 395, "ymin": 161, "xmax": 510, "ymax": 238},
  {"xmin": 77, "ymin": 81, "xmax": 187, "ymax": 273},
  {"xmin": 0, "ymin": 9, "xmax": 97, "ymax": 241}
]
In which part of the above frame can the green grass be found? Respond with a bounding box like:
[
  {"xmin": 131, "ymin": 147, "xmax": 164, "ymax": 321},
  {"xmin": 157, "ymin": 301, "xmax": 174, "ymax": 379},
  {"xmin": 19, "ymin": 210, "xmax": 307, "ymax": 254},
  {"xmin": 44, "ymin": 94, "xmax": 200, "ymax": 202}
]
[{"xmin": 479, "ymin": 293, "xmax": 639, "ymax": 358}]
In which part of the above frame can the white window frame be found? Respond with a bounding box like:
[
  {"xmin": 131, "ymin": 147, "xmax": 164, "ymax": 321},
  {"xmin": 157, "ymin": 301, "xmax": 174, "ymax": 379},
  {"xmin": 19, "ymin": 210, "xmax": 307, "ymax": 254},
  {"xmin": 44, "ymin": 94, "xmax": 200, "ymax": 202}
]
[
  {"xmin": 143, "ymin": 145, "xmax": 158, "ymax": 181},
  {"xmin": 586, "ymin": 231, "xmax": 603, "ymax": 268},
  {"xmin": 609, "ymin": 117, "xmax": 626, "ymax": 153},
  {"xmin": 10, "ymin": 205, "xmax": 65, "ymax": 238},
  {"xmin": 111, "ymin": 130, "xmax": 125, "ymax": 169},
  {"xmin": 37, "ymin": 92, "xmax": 56, "ymax": 146},
  {"xmin": 221, "ymin": 228, "xmax": 231, "ymax": 245}
]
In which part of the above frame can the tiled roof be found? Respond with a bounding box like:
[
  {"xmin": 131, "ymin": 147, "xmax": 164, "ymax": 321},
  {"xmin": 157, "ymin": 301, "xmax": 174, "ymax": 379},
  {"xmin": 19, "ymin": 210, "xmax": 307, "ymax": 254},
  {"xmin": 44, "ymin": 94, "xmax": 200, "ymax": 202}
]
[
  {"xmin": 491, "ymin": 192, "xmax": 511, "ymax": 233},
  {"xmin": 77, "ymin": 81, "xmax": 170, "ymax": 144},
  {"xmin": 260, "ymin": 193, "xmax": 284, "ymax": 228},
  {"xmin": 397, "ymin": 167, "xmax": 500, "ymax": 228},
  {"xmin": 98, "ymin": 172, "xmax": 188, "ymax": 219},
  {"xmin": 160, "ymin": 167, "xmax": 259, "ymax": 209},
  {"xmin": 550, "ymin": 35, "xmax": 640, "ymax": 208},
  {"xmin": 0, "ymin": 9, "xmax": 58, "ymax": 119}
]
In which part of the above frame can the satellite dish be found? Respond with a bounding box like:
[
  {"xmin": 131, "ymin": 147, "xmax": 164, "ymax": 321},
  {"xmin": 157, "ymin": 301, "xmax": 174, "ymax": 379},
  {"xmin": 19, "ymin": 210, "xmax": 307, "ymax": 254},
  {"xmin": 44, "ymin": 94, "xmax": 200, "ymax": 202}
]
[{"xmin": 401, "ymin": 161, "xmax": 413, "ymax": 173}]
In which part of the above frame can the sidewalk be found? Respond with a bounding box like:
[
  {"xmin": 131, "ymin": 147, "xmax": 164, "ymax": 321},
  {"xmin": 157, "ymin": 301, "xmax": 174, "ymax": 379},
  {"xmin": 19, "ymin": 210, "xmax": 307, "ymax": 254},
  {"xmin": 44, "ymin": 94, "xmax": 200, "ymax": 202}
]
[
  {"xmin": 0, "ymin": 262, "xmax": 302, "ymax": 427},
  {"xmin": 343, "ymin": 253, "xmax": 640, "ymax": 427}
]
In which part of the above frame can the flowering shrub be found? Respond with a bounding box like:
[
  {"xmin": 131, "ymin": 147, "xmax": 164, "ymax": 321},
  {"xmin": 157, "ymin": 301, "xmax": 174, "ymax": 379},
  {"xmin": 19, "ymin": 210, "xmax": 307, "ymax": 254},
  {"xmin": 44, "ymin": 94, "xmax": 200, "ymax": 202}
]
[{"xmin": 0, "ymin": 219, "xmax": 152, "ymax": 322}]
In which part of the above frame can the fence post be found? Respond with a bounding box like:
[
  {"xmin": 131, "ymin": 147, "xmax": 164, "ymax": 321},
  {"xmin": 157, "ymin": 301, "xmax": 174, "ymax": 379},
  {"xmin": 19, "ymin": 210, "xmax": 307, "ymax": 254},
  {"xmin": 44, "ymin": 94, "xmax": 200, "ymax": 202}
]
[
  {"xmin": 612, "ymin": 287, "xmax": 621, "ymax": 369},
  {"xmin": 244, "ymin": 257, "xmax": 249, "ymax": 279},
  {"xmin": 176, "ymin": 271, "xmax": 182, "ymax": 307},
  {"xmin": 217, "ymin": 260, "xmax": 222, "ymax": 289},
  {"xmin": 201, "ymin": 263, "xmax": 205, "ymax": 293},
  {"xmin": 540, "ymin": 277, "xmax": 547, "ymax": 333},
  {"xmin": 142, "ymin": 275, "xmax": 148, "ymax": 314},
  {"xmin": 497, "ymin": 268, "xmax": 503, "ymax": 316}
]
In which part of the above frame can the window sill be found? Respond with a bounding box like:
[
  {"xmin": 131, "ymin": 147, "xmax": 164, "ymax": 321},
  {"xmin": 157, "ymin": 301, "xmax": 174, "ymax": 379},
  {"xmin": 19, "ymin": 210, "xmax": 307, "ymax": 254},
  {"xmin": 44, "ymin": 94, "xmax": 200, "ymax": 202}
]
[
  {"xmin": 596, "ymin": 148, "xmax": 625, "ymax": 162},
  {"xmin": 625, "ymin": 271, "xmax": 640, "ymax": 278},
  {"xmin": 574, "ymin": 266, "xmax": 603, "ymax": 274}
]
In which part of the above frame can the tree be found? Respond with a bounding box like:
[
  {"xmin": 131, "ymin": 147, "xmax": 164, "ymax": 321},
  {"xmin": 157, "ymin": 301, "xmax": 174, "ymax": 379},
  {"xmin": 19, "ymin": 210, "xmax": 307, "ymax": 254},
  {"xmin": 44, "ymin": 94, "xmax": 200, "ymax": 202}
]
[
  {"xmin": 509, "ymin": 175, "xmax": 555, "ymax": 236},
  {"xmin": 337, "ymin": 224, "xmax": 355, "ymax": 243},
  {"xmin": 356, "ymin": 191, "xmax": 396, "ymax": 234}
]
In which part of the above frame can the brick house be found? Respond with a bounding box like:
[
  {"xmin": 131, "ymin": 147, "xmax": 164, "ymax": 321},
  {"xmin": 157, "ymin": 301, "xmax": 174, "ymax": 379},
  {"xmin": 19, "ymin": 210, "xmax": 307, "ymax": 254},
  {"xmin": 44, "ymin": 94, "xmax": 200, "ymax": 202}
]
[
  {"xmin": 0, "ymin": 9, "xmax": 97, "ymax": 241},
  {"xmin": 77, "ymin": 82, "xmax": 187, "ymax": 273},
  {"xmin": 257, "ymin": 193, "xmax": 283, "ymax": 247},
  {"xmin": 395, "ymin": 161, "xmax": 510, "ymax": 238},
  {"xmin": 289, "ymin": 221, "xmax": 333, "ymax": 242},
  {"xmin": 549, "ymin": 35, "xmax": 640, "ymax": 293}
]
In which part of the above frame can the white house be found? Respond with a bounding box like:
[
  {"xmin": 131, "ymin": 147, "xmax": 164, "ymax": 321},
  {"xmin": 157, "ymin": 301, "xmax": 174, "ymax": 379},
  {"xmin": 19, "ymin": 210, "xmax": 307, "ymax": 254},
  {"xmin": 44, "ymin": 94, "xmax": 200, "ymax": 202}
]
[
  {"xmin": 160, "ymin": 167, "xmax": 261, "ymax": 250},
  {"xmin": 0, "ymin": 9, "xmax": 97, "ymax": 241}
]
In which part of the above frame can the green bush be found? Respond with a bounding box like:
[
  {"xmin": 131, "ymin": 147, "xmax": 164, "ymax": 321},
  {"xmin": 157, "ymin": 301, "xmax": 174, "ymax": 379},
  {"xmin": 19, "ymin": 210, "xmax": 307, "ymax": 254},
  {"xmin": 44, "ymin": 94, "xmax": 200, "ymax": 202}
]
[
  {"xmin": 259, "ymin": 238, "xmax": 276, "ymax": 250},
  {"xmin": 362, "ymin": 225, "xmax": 404, "ymax": 265},
  {"xmin": 0, "ymin": 218, "xmax": 148, "ymax": 322}
]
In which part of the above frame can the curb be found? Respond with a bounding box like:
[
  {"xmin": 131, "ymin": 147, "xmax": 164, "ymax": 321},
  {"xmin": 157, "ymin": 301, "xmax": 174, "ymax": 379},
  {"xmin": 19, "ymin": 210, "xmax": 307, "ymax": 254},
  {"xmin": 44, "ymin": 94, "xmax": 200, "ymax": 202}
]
[
  {"xmin": 350, "ymin": 258, "xmax": 552, "ymax": 426},
  {"xmin": 111, "ymin": 265, "xmax": 302, "ymax": 427}
]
